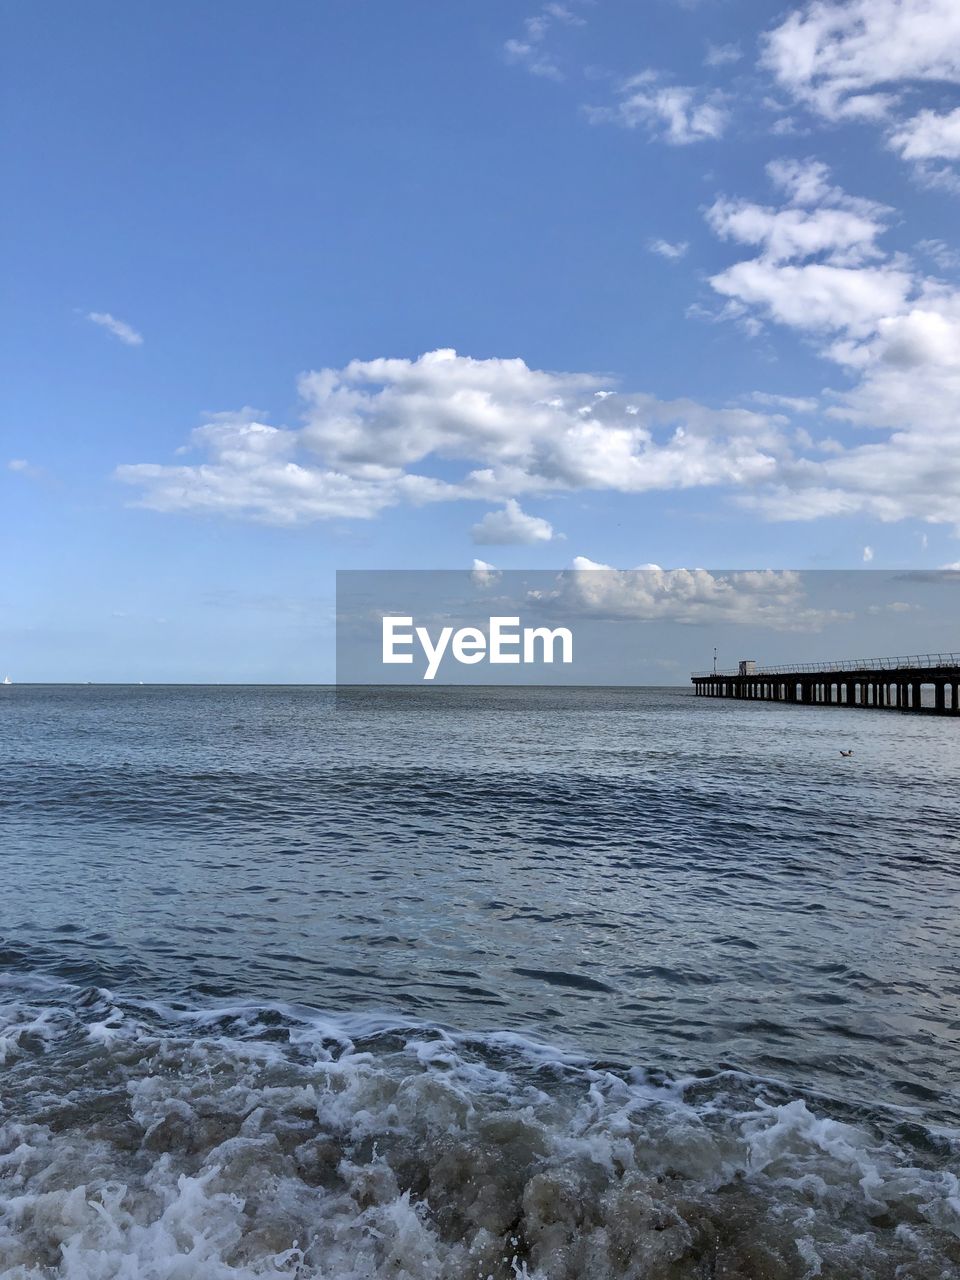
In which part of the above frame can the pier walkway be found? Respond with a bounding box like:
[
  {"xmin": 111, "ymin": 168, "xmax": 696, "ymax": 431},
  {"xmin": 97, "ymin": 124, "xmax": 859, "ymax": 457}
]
[{"xmin": 691, "ymin": 653, "xmax": 960, "ymax": 714}]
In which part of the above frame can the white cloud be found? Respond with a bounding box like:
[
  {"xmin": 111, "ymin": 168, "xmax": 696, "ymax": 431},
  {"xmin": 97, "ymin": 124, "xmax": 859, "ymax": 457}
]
[
  {"xmin": 117, "ymin": 228, "xmax": 960, "ymax": 541},
  {"xmin": 888, "ymin": 108, "xmax": 960, "ymax": 188},
  {"xmin": 889, "ymin": 106, "xmax": 960, "ymax": 160},
  {"xmin": 762, "ymin": 0, "xmax": 960, "ymax": 123},
  {"xmin": 588, "ymin": 73, "xmax": 729, "ymax": 144},
  {"xmin": 117, "ymin": 411, "xmax": 433, "ymax": 523},
  {"xmin": 471, "ymin": 558, "xmax": 500, "ymax": 587},
  {"xmin": 87, "ymin": 311, "xmax": 143, "ymax": 346},
  {"xmin": 711, "ymin": 259, "xmax": 912, "ymax": 335},
  {"xmin": 705, "ymin": 161, "xmax": 960, "ymax": 530},
  {"xmin": 708, "ymin": 161, "xmax": 891, "ymax": 271},
  {"xmin": 750, "ymin": 392, "xmax": 819, "ymax": 413},
  {"xmin": 7, "ymin": 457, "xmax": 45, "ymax": 480},
  {"xmin": 557, "ymin": 565, "xmax": 848, "ymax": 629},
  {"xmin": 471, "ymin": 499, "xmax": 556, "ymax": 545},
  {"xmin": 120, "ymin": 350, "xmax": 795, "ymax": 525},
  {"xmin": 766, "ymin": 157, "xmax": 834, "ymax": 205},
  {"xmin": 770, "ymin": 116, "xmax": 802, "ymax": 136},
  {"xmin": 706, "ymin": 198, "xmax": 886, "ymax": 265},
  {"xmin": 916, "ymin": 239, "xmax": 960, "ymax": 271},
  {"xmin": 705, "ymin": 42, "xmax": 742, "ymax": 68},
  {"xmin": 648, "ymin": 238, "xmax": 689, "ymax": 260},
  {"xmin": 709, "ymin": 161, "xmax": 906, "ymax": 337},
  {"xmin": 504, "ymin": 37, "xmax": 562, "ymax": 81},
  {"xmin": 763, "ymin": 2, "xmax": 960, "ymax": 184},
  {"xmin": 543, "ymin": 4, "xmax": 585, "ymax": 27},
  {"xmin": 504, "ymin": 3, "xmax": 585, "ymax": 81}
]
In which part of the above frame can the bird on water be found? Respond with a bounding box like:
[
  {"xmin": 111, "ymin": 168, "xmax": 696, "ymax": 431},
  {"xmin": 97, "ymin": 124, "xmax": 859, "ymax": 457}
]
[{"xmin": 840, "ymin": 749, "xmax": 854, "ymax": 757}]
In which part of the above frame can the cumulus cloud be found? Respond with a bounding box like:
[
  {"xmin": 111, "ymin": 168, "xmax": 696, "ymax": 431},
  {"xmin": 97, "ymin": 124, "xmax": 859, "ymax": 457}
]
[
  {"xmin": 711, "ymin": 260, "xmax": 912, "ymax": 335},
  {"xmin": 762, "ymin": 0, "xmax": 960, "ymax": 122},
  {"xmin": 87, "ymin": 312, "xmax": 143, "ymax": 346},
  {"xmin": 766, "ymin": 157, "xmax": 834, "ymax": 206},
  {"xmin": 888, "ymin": 107, "xmax": 960, "ymax": 184},
  {"xmin": 708, "ymin": 161, "xmax": 907, "ymax": 338},
  {"xmin": 554, "ymin": 565, "xmax": 849, "ymax": 630},
  {"xmin": 471, "ymin": 558, "xmax": 500, "ymax": 587},
  {"xmin": 705, "ymin": 160, "xmax": 960, "ymax": 529},
  {"xmin": 471, "ymin": 499, "xmax": 555, "ymax": 545},
  {"xmin": 706, "ymin": 197, "xmax": 886, "ymax": 266},
  {"xmin": 648, "ymin": 238, "xmax": 689, "ymax": 260},
  {"xmin": 587, "ymin": 73, "xmax": 729, "ymax": 144},
  {"xmin": 889, "ymin": 107, "xmax": 960, "ymax": 161},
  {"xmin": 118, "ymin": 349, "xmax": 794, "ymax": 525},
  {"xmin": 117, "ymin": 204, "xmax": 960, "ymax": 541},
  {"xmin": 762, "ymin": 1, "xmax": 960, "ymax": 184},
  {"xmin": 709, "ymin": 159, "xmax": 893, "ymax": 276}
]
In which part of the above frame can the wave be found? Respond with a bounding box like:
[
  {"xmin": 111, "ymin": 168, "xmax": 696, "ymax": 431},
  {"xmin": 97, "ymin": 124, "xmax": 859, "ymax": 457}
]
[{"xmin": 1, "ymin": 973, "xmax": 959, "ymax": 1279}]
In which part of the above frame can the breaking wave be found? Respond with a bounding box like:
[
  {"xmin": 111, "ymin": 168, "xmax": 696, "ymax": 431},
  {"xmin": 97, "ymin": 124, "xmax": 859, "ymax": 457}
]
[{"xmin": 1, "ymin": 974, "xmax": 959, "ymax": 1279}]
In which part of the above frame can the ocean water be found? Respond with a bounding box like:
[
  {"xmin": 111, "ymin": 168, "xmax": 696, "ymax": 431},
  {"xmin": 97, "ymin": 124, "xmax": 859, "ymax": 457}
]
[{"xmin": 1, "ymin": 683, "xmax": 959, "ymax": 1278}]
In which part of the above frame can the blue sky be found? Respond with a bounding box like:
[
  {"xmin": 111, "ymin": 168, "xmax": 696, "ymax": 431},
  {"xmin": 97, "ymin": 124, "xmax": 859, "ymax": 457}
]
[{"xmin": 3, "ymin": 0, "xmax": 960, "ymax": 680}]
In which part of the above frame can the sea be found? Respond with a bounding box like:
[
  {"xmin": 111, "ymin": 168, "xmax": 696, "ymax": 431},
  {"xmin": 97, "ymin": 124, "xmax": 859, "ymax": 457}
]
[{"xmin": 1, "ymin": 684, "xmax": 959, "ymax": 1278}]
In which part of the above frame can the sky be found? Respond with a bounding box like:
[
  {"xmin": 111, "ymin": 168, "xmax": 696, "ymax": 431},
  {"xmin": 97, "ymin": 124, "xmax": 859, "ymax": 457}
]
[
  {"xmin": 3, "ymin": 0, "xmax": 960, "ymax": 681},
  {"xmin": 336, "ymin": 569, "xmax": 960, "ymax": 684}
]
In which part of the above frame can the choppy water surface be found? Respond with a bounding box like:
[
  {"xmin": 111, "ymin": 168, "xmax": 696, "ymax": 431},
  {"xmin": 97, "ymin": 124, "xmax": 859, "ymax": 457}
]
[{"xmin": 1, "ymin": 684, "xmax": 959, "ymax": 1278}]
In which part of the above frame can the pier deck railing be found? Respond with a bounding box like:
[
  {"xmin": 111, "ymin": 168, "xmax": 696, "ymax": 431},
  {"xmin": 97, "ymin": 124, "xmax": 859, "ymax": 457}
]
[
  {"xmin": 691, "ymin": 652, "xmax": 960, "ymax": 678},
  {"xmin": 690, "ymin": 653, "xmax": 960, "ymax": 714}
]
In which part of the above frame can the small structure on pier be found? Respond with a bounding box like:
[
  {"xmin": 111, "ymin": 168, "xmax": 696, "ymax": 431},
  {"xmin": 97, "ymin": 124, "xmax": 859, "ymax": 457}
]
[{"xmin": 691, "ymin": 653, "xmax": 960, "ymax": 714}]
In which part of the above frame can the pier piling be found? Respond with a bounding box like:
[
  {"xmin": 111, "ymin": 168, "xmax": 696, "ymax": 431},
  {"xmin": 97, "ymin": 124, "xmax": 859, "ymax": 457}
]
[{"xmin": 692, "ymin": 654, "xmax": 960, "ymax": 714}]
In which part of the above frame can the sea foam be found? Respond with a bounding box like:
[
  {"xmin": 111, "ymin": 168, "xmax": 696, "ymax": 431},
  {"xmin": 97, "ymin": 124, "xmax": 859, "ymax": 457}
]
[{"xmin": 1, "ymin": 975, "xmax": 958, "ymax": 1279}]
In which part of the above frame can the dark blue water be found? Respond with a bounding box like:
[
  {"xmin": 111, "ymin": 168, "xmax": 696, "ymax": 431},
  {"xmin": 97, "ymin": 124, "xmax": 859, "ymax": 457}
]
[{"xmin": 1, "ymin": 685, "xmax": 959, "ymax": 1277}]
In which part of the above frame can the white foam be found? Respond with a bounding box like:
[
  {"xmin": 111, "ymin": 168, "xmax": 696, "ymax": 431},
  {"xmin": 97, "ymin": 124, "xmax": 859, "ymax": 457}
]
[{"xmin": 1, "ymin": 976, "xmax": 959, "ymax": 1278}]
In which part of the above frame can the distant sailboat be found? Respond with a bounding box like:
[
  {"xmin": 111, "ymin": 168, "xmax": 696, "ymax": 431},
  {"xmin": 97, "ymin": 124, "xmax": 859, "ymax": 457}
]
[{"xmin": 2, "ymin": 675, "xmax": 11, "ymax": 685}]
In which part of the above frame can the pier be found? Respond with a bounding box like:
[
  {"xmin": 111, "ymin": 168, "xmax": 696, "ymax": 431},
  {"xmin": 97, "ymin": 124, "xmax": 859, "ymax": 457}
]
[{"xmin": 691, "ymin": 653, "xmax": 960, "ymax": 714}]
